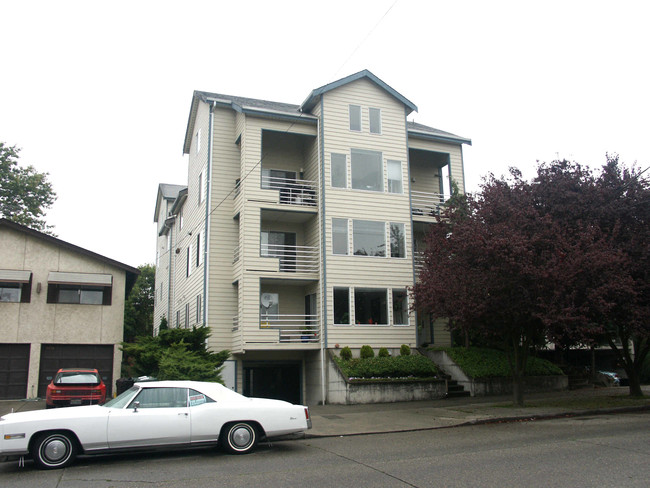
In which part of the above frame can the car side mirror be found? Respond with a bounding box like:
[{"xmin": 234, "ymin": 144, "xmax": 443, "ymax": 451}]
[{"xmin": 133, "ymin": 401, "xmax": 140, "ymax": 412}]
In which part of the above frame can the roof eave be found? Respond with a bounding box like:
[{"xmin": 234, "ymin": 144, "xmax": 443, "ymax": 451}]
[{"xmin": 408, "ymin": 130, "xmax": 472, "ymax": 146}]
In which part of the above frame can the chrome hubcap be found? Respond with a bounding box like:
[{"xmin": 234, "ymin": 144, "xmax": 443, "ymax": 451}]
[
  {"xmin": 232, "ymin": 427, "xmax": 252, "ymax": 448},
  {"xmin": 44, "ymin": 439, "xmax": 67, "ymax": 462}
]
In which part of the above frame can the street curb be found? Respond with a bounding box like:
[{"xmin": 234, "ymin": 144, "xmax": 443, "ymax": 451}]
[{"xmin": 301, "ymin": 404, "xmax": 650, "ymax": 439}]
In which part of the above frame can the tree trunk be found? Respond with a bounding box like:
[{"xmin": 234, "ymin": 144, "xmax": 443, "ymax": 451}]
[{"xmin": 626, "ymin": 368, "xmax": 643, "ymax": 397}]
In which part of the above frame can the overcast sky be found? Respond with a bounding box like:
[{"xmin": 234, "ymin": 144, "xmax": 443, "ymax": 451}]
[{"xmin": 1, "ymin": 0, "xmax": 648, "ymax": 267}]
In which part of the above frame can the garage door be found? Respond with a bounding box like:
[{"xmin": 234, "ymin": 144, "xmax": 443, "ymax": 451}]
[
  {"xmin": 38, "ymin": 344, "xmax": 114, "ymax": 397},
  {"xmin": 243, "ymin": 362, "xmax": 301, "ymax": 404},
  {"xmin": 0, "ymin": 344, "xmax": 30, "ymax": 399}
]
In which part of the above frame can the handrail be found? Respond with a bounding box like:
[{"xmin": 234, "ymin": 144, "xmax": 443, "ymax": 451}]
[
  {"xmin": 259, "ymin": 313, "xmax": 320, "ymax": 343},
  {"xmin": 261, "ymin": 175, "xmax": 318, "ymax": 207},
  {"xmin": 411, "ymin": 191, "xmax": 445, "ymax": 217},
  {"xmin": 261, "ymin": 243, "xmax": 319, "ymax": 272}
]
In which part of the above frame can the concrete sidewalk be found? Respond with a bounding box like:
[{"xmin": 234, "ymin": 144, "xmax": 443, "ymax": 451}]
[{"xmin": 2, "ymin": 386, "xmax": 649, "ymax": 439}]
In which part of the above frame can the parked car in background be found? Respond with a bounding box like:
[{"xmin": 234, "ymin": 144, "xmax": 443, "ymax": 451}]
[
  {"xmin": 596, "ymin": 370, "xmax": 621, "ymax": 387},
  {"xmin": 45, "ymin": 368, "xmax": 107, "ymax": 408},
  {"xmin": 1, "ymin": 380, "xmax": 312, "ymax": 469}
]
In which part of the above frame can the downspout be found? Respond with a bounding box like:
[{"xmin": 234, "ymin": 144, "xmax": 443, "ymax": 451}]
[
  {"xmin": 319, "ymin": 94, "xmax": 327, "ymax": 405},
  {"xmin": 167, "ymin": 225, "xmax": 173, "ymax": 327},
  {"xmin": 203, "ymin": 102, "xmax": 215, "ymax": 334}
]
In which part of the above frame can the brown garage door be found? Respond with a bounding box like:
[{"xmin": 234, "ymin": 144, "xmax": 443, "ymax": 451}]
[
  {"xmin": 0, "ymin": 344, "xmax": 30, "ymax": 399},
  {"xmin": 38, "ymin": 344, "xmax": 114, "ymax": 397}
]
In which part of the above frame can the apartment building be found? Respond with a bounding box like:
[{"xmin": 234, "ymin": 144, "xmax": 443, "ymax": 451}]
[{"xmin": 154, "ymin": 70, "xmax": 471, "ymax": 405}]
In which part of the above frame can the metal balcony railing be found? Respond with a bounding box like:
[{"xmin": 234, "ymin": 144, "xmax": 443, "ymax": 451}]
[
  {"xmin": 261, "ymin": 175, "xmax": 317, "ymax": 207},
  {"xmin": 261, "ymin": 244, "xmax": 319, "ymax": 273},
  {"xmin": 259, "ymin": 313, "xmax": 320, "ymax": 343},
  {"xmin": 411, "ymin": 191, "xmax": 445, "ymax": 217},
  {"xmin": 414, "ymin": 251, "xmax": 425, "ymax": 275}
]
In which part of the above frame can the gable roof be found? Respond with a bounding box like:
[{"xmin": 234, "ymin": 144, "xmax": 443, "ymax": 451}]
[
  {"xmin": 154, "ymin": 183, "xmax": 186, "ymax": 223},
  {"xmin": 0, "ymin": 218, "xmax": 140, "ymax": 292},
  {"xmin": 408, "ymin": 121, "xmax": 472, "ymax": 145},
  {"xmin": 300, "ymin": 69, "xmax": 418, "ymax": 114}
]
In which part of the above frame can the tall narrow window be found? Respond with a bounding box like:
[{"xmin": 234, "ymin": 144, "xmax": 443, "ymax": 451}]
[
  {"xmin": 186, "ymin": 247, "xmax": 190, "ymax": 277},
  {"xmin": 332, "ymin": 218, "xmax": 349, "ymax": 255},
  {"xmin": 349, "ymin": 105, "xmax": 361, "ymax": 131},
  {"xmin": 390, "ymin": 223, "xmax": 406, "ymax": 258},
  {"xmin": 353, "ymin": 220, "xmax": 385, "ymax": 257},
  {"xmin": 196, "ymin": 295, "xmax": 202, "ymax": 324},
  {"xmin": 351, "ymin": 149, "xmax": 383, "ymax": 192},
  {"xmin": 196, "ymin": 233, "xmax": 201, "ymax": 267},
  {"xmin": 198, "ymin": 171, "xmax": 204, "ymax": 205},
  {"xmin": 333, "ymin": 287, "xmax": 350, "ymax": 325},
  {"xmin": 331, "ymin": 153, "xmax": 347, "ymax": 188},
  {"xmin": 369, "ymin": 108, "xmax": 381, "ymax": 134},
  {"xmin": 387, "ymin": 160, "xmax": 403, "ymax": 194},
  {"xmin": 185, "ymin": 303, "xmax": 189, "ymax": 328},
  {"xmin": 392, "ymin": 289, "xmax": 408, "ymax": 325}
]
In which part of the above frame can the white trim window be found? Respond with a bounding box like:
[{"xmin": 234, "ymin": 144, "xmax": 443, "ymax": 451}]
[
  {"xmin": 196, "ymin": 295, "xmax": 202, "ymax": 324},
  {"xmin": 333, "ymin": 287, "xmax": 350, "ymax": 325},
  {"xmin": 354, "ymin": 288, "xmax": 388, "ymax": 325},
  {"xmin": 351, "ymin": 149, "xmax": 383, "ymax": 192},
  {"xmin": 369, "ymin": 107, "xmax": 381, "ymax": 134},
  {"xmin": 186, "ymin": 247, "xmax": 191, "ymax": 277},
  {"xmin": 387, "ymin": 160, "xmax": 403, "ymax": 194},
  {"xmin": 331, "ymin": 153, "xmax": 347, "ymax": 188},
  {"xmin": 353, "ymin": 220, "xmax": 385, "ymax": 257},
  {"xmin": 332, "ymin": 218, "xmax": 349, "ymax": 255},
  {"xmin": 349, "ymin": 104, "xmax": 361, "ymax": 131},
  {"xmin": 198, "ymin": 170, "xmax": 204, "ymax": 205},
  {"xmin": 390, "ymin": 223, "xmax": 406, "ymax": 258},
  {"xmin": 392, "ymin": 289, "xmax": 409, "ymax": 325}
]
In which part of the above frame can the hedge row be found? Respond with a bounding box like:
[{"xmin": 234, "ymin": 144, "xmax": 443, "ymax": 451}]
[
  {"xmin": 334, "ymin": 354, "xmax": 439, "ymax": 380},
  {"xmin": 432, "ymin": 346, "xmax": 564, "ymax": 378}
]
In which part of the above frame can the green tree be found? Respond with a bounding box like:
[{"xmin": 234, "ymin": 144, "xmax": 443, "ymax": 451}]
[
  {"xmin": 0, "ymin": 142, "xmax": 56, "ymax": 234},
  {"xmin": 121, "ymin": 326, "xmax": 230, "ymax": 383},
  {"xmin": 123, "ymin": 264, "xmax": 155, "ymax": 342}
]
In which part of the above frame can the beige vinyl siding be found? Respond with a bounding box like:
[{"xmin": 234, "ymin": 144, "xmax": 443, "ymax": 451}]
[
  {"xmin": 319, "ymin": 78, "xmax": 416, "ymax": 348},
  {"xmin": 205, "ymin": 106, "xmax": 240, "ymax": 352}
]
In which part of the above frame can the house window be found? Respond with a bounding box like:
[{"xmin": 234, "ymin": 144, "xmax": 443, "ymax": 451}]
[
  {"xmin": 179, "ymin": 207, "xmax": 184, "ymax": 229},
  {"xmin": 332, "ymin": 218, "xmax": 348, "ymax": 255},
  {"xmin": 351, "ymin": 149, "xmax": 383, "ymax": 192},
  {"xmin": 390, "ymin": 223, "xmax": 406, "ymax": 258},
  {"xmin": 369, "ymin": 108, "xmax": 381, "ymax": 134},
  {"xmin": 185, "ymin": 303, "xmax": 189, "ymax": 328},
  {"xmin": 196, "ymin": 233, "xmax": 201, "ymax": 267},
  {"xmin": 196, "ymin": 295, "xmax": 202, "ymax": 324},
  {"xmin": 198, "ymin": 170, "xmax": 204, "ymax": 205},
  {"xmin": 355, "ymin": 288, "xmax": 388, "ymax": 325},
  {"xmin": 176, "ymin": 310, "xmax": 181, "ymax": 327},
  {"xmin": 349, "ymin": 104, "xmax": 361, "ymax": 131},
  {"xmin": 387, "ymin": 160, "xmax": 403, "ymax": 194},
  {"xmin": 353, "ymin": 220, "xmax": 386, "ymax": 257},
  {"xmin": 0, "ymin": 270, "xmax": 32, "ymax": 303},
  {"xmin": 392, "ymin": 289, "xmax": 408, "ymax": 325},
  {"xmin": 195, "ymin": 129, "xmax": 201, "ymax": 155},
  {"xmin": 331, "ymin": 153, "xmax": 347, "ymax": 188},
  {"xmin": 186, "ymin": 247, "xmax": 191, "ymax": 277},
  {"xmin": 46, "ymin": 272, "xmax": 112, "ymax": 305},
  {"xmin": 333, "ymin": 287, "xmax": 350, "ymax": 325}
]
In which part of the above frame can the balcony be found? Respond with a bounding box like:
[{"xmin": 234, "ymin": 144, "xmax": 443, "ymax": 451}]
[
  {"xmin": 261, "ymin": 243, "xmax": 319, "ymax": 273},
  {"xmin": 414, "ymin": 251, "xmax": 425, "ymax": 276},
  {"xmin": 411, "ymin": 191, "xmax": 445, "ymax": 219},
  {"xmin": 261, "ymin": 175, "xmax": 317, "ymax": 208},
  {"xmin": 260, "ymin": 313, "xmax": 320, "ymax": 343}
]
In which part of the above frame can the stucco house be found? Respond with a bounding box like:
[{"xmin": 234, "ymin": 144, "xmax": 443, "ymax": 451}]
[
  {"xmin": 153, "ymin": 70, "xmax": 471, "ymax": 405},
  {"xmin": 0, "ymin": 218, "xmax": 139, "ymax": 399}
]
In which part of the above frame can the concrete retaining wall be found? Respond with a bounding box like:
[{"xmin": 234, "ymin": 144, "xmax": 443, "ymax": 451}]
[
  {"xmin": 424, "ymin": 350, "xmax": 568, "ymax": 397},
  {"xmin": 327, "ymin": 353, "xmax": 446, "ymax": 405}
]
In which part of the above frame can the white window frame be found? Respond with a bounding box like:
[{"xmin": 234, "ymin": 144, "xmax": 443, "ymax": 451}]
[
  {"xmin": 332, "ymin": 218, "xmax": 349, "ymax": 255},
  {"xmin": 331, "ymin": 153, "xmax": 347, "ymax": 188},
  {"xmin": 369, "ymin": 107, "xmax": 381, "ymax": 134},
  {"xmin": 333, "ymin": 287, "xmax": 351, "ymax": 325},
  {"xmin": 387, "ymin": 160, "xmax": 403, "ymax": 194},
  {"xmin": 392, "ymin": 289, "xmax": 409, "ymax": 326},
  {"xmin": 390, "ymin": 222, "xmax": 406, "ymax": 258},
  {"xmin": 349, "ymin": 104, "xmax": 361, "ymax": 131},
  {"xmin": 351, "ymin": 149, "xmax": 383, "ymax": 192},
  {"xmin": 353, "ymin": 219, "xmax": 386, "ymax": 257}
]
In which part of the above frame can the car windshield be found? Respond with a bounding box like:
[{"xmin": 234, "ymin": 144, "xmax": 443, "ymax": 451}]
[
  {"xmin": 102, "ymin": 386, "xmax": 140, "ymax": 408},
  {"xmin": 54, "ymin": 371, "xmax": 101, "ymax": 386}
]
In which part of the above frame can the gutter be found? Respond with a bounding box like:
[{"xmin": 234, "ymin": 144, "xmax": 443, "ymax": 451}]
[{"xmin": 319, "ymin": 94, "xmax": 327, "ymax": 405}]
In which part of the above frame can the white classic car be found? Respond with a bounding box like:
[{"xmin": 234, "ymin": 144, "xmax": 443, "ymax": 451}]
[{"xmin": 0, "ymin": 380, "xmax": 311, "ymax": 469}]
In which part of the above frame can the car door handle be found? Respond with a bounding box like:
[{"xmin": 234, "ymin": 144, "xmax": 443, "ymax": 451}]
[{"xmin": 178, "ymin": 413, "xmax": 188, "ymax": 417}]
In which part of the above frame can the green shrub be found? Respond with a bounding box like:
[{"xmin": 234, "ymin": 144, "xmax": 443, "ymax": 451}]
[
  {"xmin": 333, "ymin": 354, "xmax": 438, "ymax": 380},
  {"xmin": 360, "ymin": 345, "xmax": 375, "ymax": 359},
  {"xmin": 400, "ymin": 344, "xmax": 411, "ymax": 356},
  {"xmin": 339, "ymin": 346, "xmax": 352, "ymax": 361},
  {"xmin": 378, "ymin": 347, "xmax": 390, "ymax": 358},
  {"xmin": 431, "ymin": 346, "xmax": 563, "ymax": 378}
]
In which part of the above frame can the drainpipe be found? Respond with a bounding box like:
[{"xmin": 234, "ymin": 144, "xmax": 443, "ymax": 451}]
[
  {"xmin": 167, "ymin": 224, "xmax": 173, "ymax": 326},
  {"xmin": 203, "ymin": 101, "xmax": 215, "ymax": 334},
  {"xmin": 405, "ymin": 107, "xmax": 417, "ymax": 346},
  {"xmin": 319, "ymin": 94, "xmax": 327, "ymax": 405}
]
